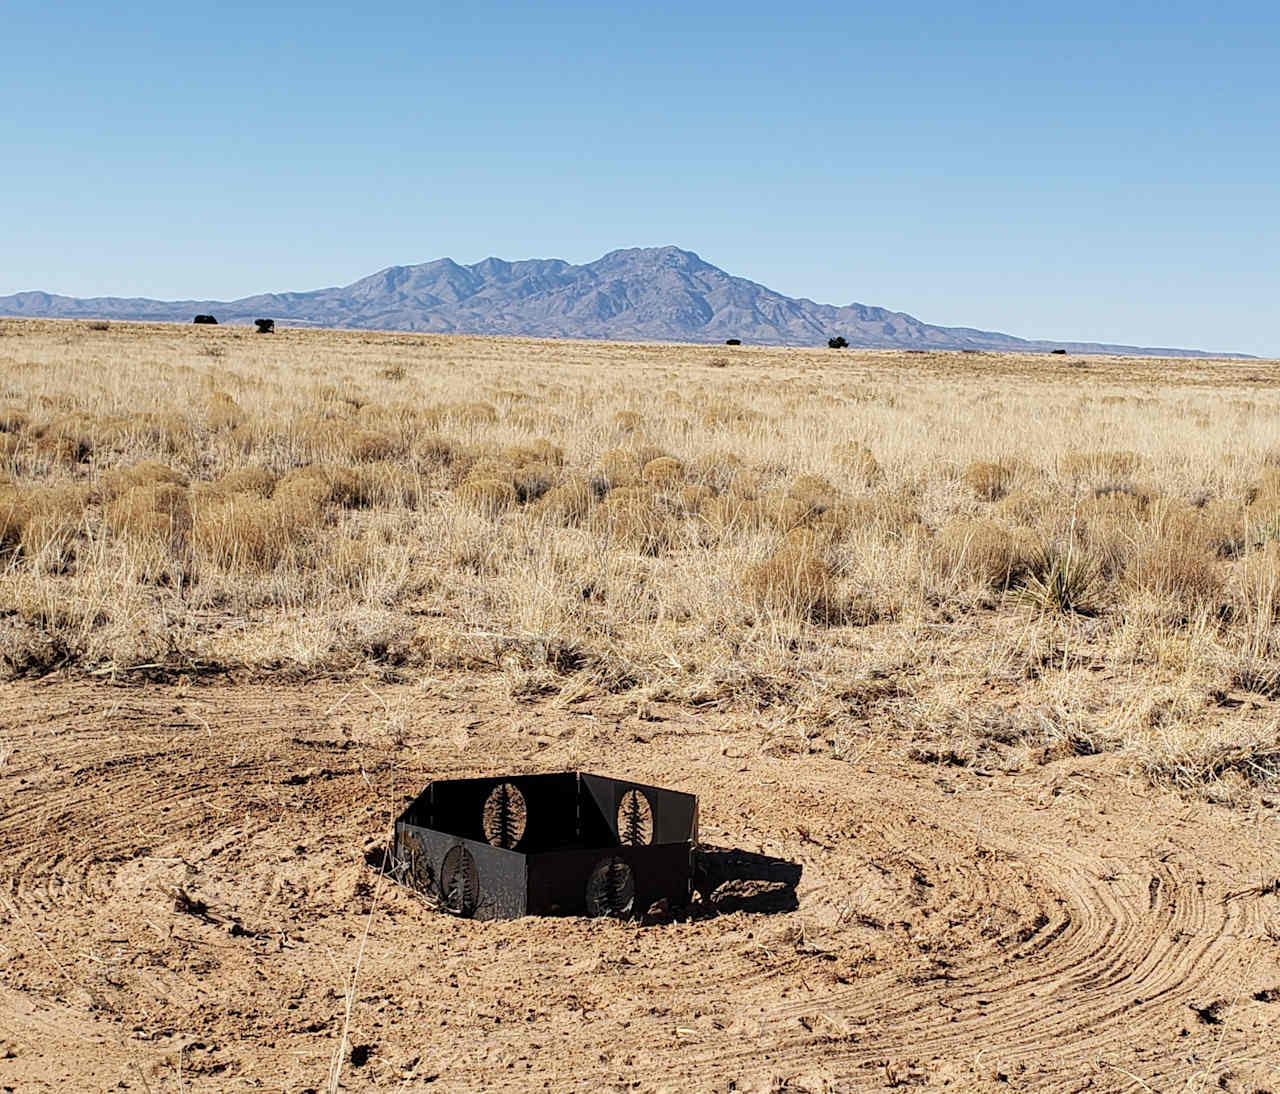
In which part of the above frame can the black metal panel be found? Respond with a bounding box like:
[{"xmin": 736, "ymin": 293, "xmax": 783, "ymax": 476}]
[
  {"xmin": 524, "ymin": 844, "xmax": 692, "ymax": 917},
  {"xmin": 391, "ymin": 771, "xmax": 697, "ymax": 921},
  {"xmin": 396, "ymin": 784, "xmax": 434, "ymax": 831},
  {"xmin": 393, "ymin": 824, "xmax": 527, "ymax": 920},
  {"xmin": 579, "ymin": 773, "xmax": 698, "ymax": 847},
  {"xmin": 412, "ymin": 773, "xmax": 580, "ymax": 852}
]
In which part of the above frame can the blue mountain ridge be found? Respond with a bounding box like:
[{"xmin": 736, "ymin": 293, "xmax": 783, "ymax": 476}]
[{"xmin": 0, "ymin": 246, "xmax": 1240, "ymax": 357}]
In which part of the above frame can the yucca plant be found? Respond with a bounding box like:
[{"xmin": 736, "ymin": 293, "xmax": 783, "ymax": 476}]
[{"xmin": 1016, "ymin": 540, "xmax": 1100, "ymax": 616}]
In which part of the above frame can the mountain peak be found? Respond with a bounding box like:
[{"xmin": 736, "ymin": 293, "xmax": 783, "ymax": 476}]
[
  {"xmin": 0, "ymin": 248, "xmax": 1236, "ymax": 356},
  {"xmin": 593, "ymin": 245, "xmax": 706, "ymax": 267}
]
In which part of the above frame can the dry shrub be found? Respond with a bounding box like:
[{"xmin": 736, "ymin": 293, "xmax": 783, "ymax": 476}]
[
  {"xmin": 589, "ymin": 491, "xmax": 675, "ymax": 555},
  {"xmin": 1198, "ymin": 499, "xmax": 1248, "ymax": 557},
  {"xmin": 457, "ymin": 478, "xmax": 518, "ymax": 517},
  {"xmin": 631, "ymin": 443, "xmax": 671, "ymax": 468},
  {"xmin": 0, "ymin": 409, "xmax": 27, "ymax": 434},
  {"xmin": 832, "ymin": 493, "xmax": 920, "ymax": 538},
  {"xmin": 1078, "ymin": 488, "xmax": 1152, "ymax": 576},
  {"xmin": 355, "ymin": 402, "xmax": 411, "ymax": 431},
  {"xmin": 788, "ymin": 474, "xmax": 841, "ymax": 509},
  {"xmin": 275, "ymin": 464, "xmax": 362, "ymax": 510},
  {"xmin": 194, "ymin": 493, "xmax": 317, "ymax": 570},
  {"xmin": 271, "ymin": 488, "xmax": 328, "ymax": 534},
  {"xmin": 1015, "ymin": 543, "xmax": 1100, "ymax": 615},
  {"xmin": 1089, "ymin": 482, "xmax": 1152, "ymax": 511},
  {"xmin": 295, "ymin": 415, "xmax": 345, "ymax": 459},
  {"xmin": 450, "ymin": 401, "xmax": 498, "ymax": 425},
  {"xmin": 783, "ymin": 522, "xmax": 843, "ymax": 551},
  {"xmin": 344, "ymin": 429, "xmax": 400, "ymax": 463},
  {"xmin": 413, "ymin": 433, "xmax": 456, "ymax": 469},
  {"xmin": 1124, "ymin": 540, "xmax": 1223, "ymax": 607},
  {"xmin": 701, "ymin": 403, "xmax": 762, "ymax": 427},
  {"xmin": 600, "ymin": 449, "xmax": 643, "ymax": 489},
  {"xmin": 36, "ymin": 393, "xmax": 78, "ymax": 413},
  {"xmin": 505, "ymin": 409, "xmax": 544, "ymax": 432},
  {"xmin": 416, "ymin": 405, "xmax": 444, "ymax": 430},
  {"xmin": 224, "ymin": 420, "xmax": 260, "ymax": 457},
  {"xmin": 1151, "ymin": 498, "xmax": 1245, "ymax": 559},
  {"xmin": 1246, "ymin": 474, "xmax": 1280, "ymax": 546},
  {"xmin": 355, "ymin": 462, "xmax": 423, "ymax": 508},
  {"xmin": 312, "ymin": 390, "xmax": 356, "ymax": 420},
  {"xmin": 763, "ymin": 491, "xmax": 826, "ymax": 533},
  {"xmin": 511, "ymin": 462, "xmax": 556, "ymax": 504},
  {"xmin": 1245, "ymin": 469, "xmax": 1280, "ymax": 506},
  {"xmin": 34, "ymin": 415, "xmax": 96, "ymax": 463},
  {"xmin": 692, "ymin": 450, "xmax": 743, "ymax": 492},
  {"xmin": 703, "ymin": 494, "xmax": 768, "ymax": 535},
  {"xmin": 0, "ymin": 484, "xmax": 28, "ymax": 557},
  {"xmin": 329, "ymin": 532, "xmax": 382, "ymax": 586},
  {"xmin": 106, "ymin": 483, "xmax": 192, "ymax": 554},
  {"xmin": 205, "ymin": 392, "xmax": 246, "ymax": 431},
  {"xmin": 933, "ymin": 519, "xmax": 1041, "ymax": 589},
  {"xmin": 833, "ymin": 441, "xmax": 881, "ymax": 484},
  {"xmin": 211, "ymin": 466, "xmax": 277, "ymax": 499},
  {"xmin": 100, "ymin": 461, "xmax": 189, "ymax": 500},
  {"xmin": 726, "ymin": 468, "xmax": 763, "ymax": 500},
  {"xmin": 129, "ymin": 411, "xmax": 196, "ymax": 457},
  {"xmin": 1249, "ymin": 473, "xmax": 1280, "ymax": 511},
  {"xmin": 465, "ymin": 457, "xmax": 516, "ymax": 484},
  {"xmin": 963, "ymin": 460, "xmax": 1015, "ymax": 501},
  {"xmin": 602, "ymin": 484, "xmax": 652, "ymax": 505},
  {"xmin": 1061, "ymin": 450, "xmax": 1142, "ymax": 480},
  {"xmin": 642, "ymin": 456, "xmax": 684, "ymax": 485},
  {"xmin": 319, "ymin": 385, "xmax": 366, "ymax": 413},
  {"xmin": 1234, "ymin": 543, "xmax": 1280, "ymax": 620},
  {"xmin": 274, "ymin": 465, "xmax": 332, "ymax": 511},
  {"xmin": 33, "ymin": 436, "xmax": 88, "ymax": 466},
  {"xmin": 0, "ymin": 434, "xmax": 19, "ymax": 460},
  {"xmin": 676, "ymin": 484, "xmax": 714, "ymax": 516},
  {"xmin": 21, "ymin": 484, "xmax": 91, "ymax": 559},
  {"xmin": 504, "ymin": 440, "xmax": 565, "ymax": 467},
  {"xmin": 539, "ymin": 480, "xmax": 594, "ymax": 525},
  {"xmin": 995, "ymin": 488, "xmax": 1054, "ymax": 526},
  {"xmin": 743, "ymin": 544, "xmax": 835, "ymax": 619},
  {"xmin": 462, "ymin": 454, "xmax": 557, "ymax": 503},
  {"xmin": 612, "ymin": 410, "xmax": 644, "ymax": 431}
]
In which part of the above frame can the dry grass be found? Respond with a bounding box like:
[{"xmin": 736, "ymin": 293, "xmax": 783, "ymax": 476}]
[
  {"xmin": 1, "ymin": 318, "xmax": 1279, "ymax": 795},
  {"xmin": 962, "ymin": 460, "xmax": 1015, "ymax": 502},
  {"xmin": 743, "ymin": 543, "xmax": 835, "ymax": 620},
  {"xmin": 931, "ymin": 518, "xmax": 1041, "ymax": 592},
  {"xmin": 457, "ymin": 479, "xmax": 518, "ymax": 517}
]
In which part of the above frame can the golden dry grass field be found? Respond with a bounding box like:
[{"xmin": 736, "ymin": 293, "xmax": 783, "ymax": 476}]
[
  {"xmin": 1, "ymin": 318, "xmax": 1279, "ymax": 1092},
  {"xmin": 2, "ymin": 318, "xmax": 1279, "ymax": 797}
]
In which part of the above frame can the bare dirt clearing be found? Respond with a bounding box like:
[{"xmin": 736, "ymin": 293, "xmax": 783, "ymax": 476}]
[{"xmin": 1, "ymin": 677, "xmax": 1276, "ymax": 1092}]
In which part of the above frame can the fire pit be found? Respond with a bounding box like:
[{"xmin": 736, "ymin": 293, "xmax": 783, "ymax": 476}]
[{"xmin": 390, "ymin": 772, "xmax": 697, "ymax": 920}]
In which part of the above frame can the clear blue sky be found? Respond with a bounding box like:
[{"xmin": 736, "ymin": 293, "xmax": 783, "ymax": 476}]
[{"xmin": 3, "ymin": 1, "xmax": 1277, "ymax": 354}]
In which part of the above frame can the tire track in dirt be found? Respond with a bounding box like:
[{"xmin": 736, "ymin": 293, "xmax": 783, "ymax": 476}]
[
  {"xmin": 1, "ymin": 680, "xmax": 1276, "ymax": 1092},
  {"xmin": 599, "ymin": 862, "xmax": 1229, "ymax": 1091},
  {"xmin": 0, "ymin": 697, "xmax": 333, "ymax": 1087},
  {"xmin": 533, "ymin": 763, "xmax": 1276, "ymax": 1093}
]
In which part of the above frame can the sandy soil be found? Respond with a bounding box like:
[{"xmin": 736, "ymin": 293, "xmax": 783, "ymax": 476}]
[{"xmin": 0, "ymin": 677, "xmax": 1277, "ymax": 1093}]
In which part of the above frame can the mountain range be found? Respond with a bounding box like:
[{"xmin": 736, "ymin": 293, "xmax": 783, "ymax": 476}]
[{"xmin": 0, "ymin": 246, "xmax": 1235, "ymax": 356}]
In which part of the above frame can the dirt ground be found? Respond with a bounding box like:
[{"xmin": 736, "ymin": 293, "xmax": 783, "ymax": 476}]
[{"xmin": 0, "ymin": 676, "xmax": 1277, "ymax": 1093}]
